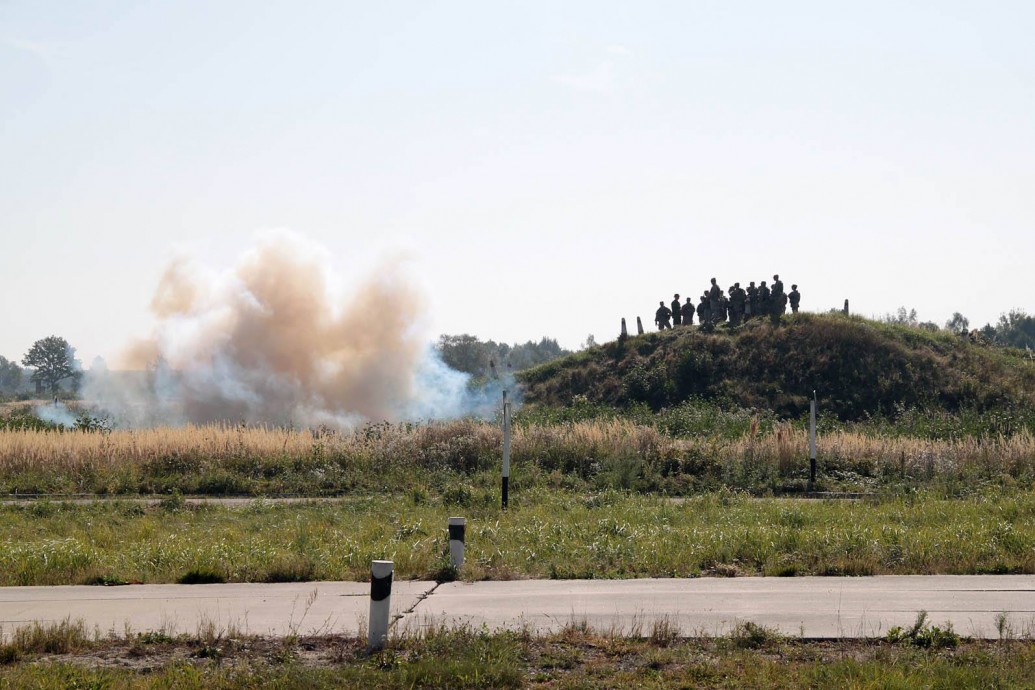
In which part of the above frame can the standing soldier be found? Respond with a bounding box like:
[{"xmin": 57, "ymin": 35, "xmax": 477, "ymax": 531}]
[
  {"xmin": 681, "ymin": 297, "xmax": 695, "ymax": 326},
  {"xmin": 718, "ymin": 289, "xmax": 729, "ymax": 323},
  {"xmin": 773, "ymin": 289, "xmax": 788, "ymax": 322},
  {"xmin": 655, "ymin": 301, "xmax": 672, "ymax": 330},
  {"xmin": 758, "ymin": 281, "xmax": 771, "ymax": 317},
  {"xmin": 697, "ymin": 293, "xmax": 710, "ymax": 329},
  {"xmin": 769, "ymin": 276, "xmax": 784, "ymax": 323},
  {"xmin": 789, "ymin": 285, "xmax": 801, "ymax": 313},
  {"xmin": 726, "ymin": 285, "xmax": 737, "ymax": 325},
  {"xmin": 746, "ymin": 281, "xmax": 758, "ymax": 319},
  {"xmin": 708, "ymin": 279, "xmax": 721, "ymax": 323},
  {"xmin": 671, "ymin": 294, "xmax": 682, "ymax": 326},
  {"xmin": 730, "ymin": 282, "xmax": 746, "ymax": 326}
]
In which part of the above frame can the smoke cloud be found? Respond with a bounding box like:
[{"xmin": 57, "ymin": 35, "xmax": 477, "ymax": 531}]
[{"xmin": 85, "ymin": 232, "xmax": 494, "ymax": 428}]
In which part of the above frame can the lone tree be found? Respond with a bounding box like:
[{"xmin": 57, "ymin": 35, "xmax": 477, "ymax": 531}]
[
  {"xmin": 22, "ymin": 336, "xmax": 82, "ymax": 395},
  {"xmin": 945, "ymin": 312, "xmax": 970, "ymax": 335}
]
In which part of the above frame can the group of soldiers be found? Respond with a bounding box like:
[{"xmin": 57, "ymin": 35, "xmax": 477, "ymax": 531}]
[{"xmin": 655, "ymin": 275, "xmax": 801, "ymax": 330}]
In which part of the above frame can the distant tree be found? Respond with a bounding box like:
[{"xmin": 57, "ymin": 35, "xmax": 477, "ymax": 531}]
[
  {"xmin": 945, "ymin": 312, "xmax": 970, "ymax": 334},
  {"xmin": 0, "ymin": 356, "xmax": 23, "ymax": 392},
  {"xmin": 882, "ymin": 307, "xmax": 919, "ymax": 327},
  {"xmin": 581, "ymin": 334, "xmax": 597, "ymax": 350},
  {"xmin": 22, "ymin": 336, "xmax": 82, "ymax": 395},
  {"xmin": 436, "ymin": 334, "xmax": 572, "ymax": 377},
  {"xmin": 507, "ymin": 337, "xmax": 570, "ymax": 370},
  {"xmin": 436, "ymin": 334, "xmax": 494, "ymax": 377},
  {"xmin": 986, "ymin": 309, "xmax": 1035, "ymax": 349}
]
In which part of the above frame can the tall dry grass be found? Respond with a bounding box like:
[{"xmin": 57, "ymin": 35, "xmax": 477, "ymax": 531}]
[
  {"xmin": 0, "ymin": 425, "xmax": 318, "ymax": 475},
  {"xmin": 724, "ymin": 427, "xmax": 1035, "ymax": 480},
  {"xmin": 0, "ymin": 419, "xmax": 1032, "ymax": 494}
]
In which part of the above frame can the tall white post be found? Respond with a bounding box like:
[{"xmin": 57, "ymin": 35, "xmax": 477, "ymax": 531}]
[
  {"xmin": 368, "ymin": 560, "xmax": 393, "ymax": 651},
  {"xmin": 809, "ymin": 393, "xmax": 817, "ymax": 485},
  {"xmin": 448, "ymin": 517, "xmax": 466, "ymax": 568},
  {"xmin": 502, "ymin": 390, "xmax": 511, "ymax": 509}
]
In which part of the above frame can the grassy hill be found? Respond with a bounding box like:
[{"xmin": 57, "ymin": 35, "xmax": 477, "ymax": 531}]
[{"xmin": 518, "ymin": 313, "xmax": 1035, "ymax": 423}]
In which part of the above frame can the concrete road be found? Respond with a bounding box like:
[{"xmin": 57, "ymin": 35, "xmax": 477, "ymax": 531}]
[
  {"xmin": 3, "ymin": 576, "xmax": 1033, "ymax": 640},
  {"xmin": 409, "ymin": 575, "xmax": 1035, "ymax": 639},
  {"xmin": 0, "ymin": 581, "xmax": 436, "ymax": 638}
]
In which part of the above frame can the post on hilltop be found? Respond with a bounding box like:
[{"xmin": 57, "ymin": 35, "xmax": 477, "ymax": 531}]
[
  {"xmin": 621, "ymin": 318, "xmax": 628, "ymax": 338},
  {"xmin": 502, "ymin": 390, "xmax": 511, "ymax": 509},
  {"xmin": 809, "ymin": 391, "xmax": 817, "ymax": 486},
  {"xmin": 636, "ymin": 317, "xmax": 644, "ymax": 335}
]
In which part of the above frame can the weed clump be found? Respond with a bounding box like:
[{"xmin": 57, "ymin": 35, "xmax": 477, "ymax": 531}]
[
  {"xmin": 885, "ymin": 611, "xmax": 962, "ymax": 649},
  {"xmin": 727, "ymin": 621, "xmax": 784, "ymax": 649},
  {"xmin": 11, "ymin": 618, "xmax": 91, "ymax": 654}
]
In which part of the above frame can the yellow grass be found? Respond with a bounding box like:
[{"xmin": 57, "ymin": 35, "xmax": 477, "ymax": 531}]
[
  {"xmin": 726, "ymin": 427, "xmax": 1035, "ymax": 478},
  {"xmin": 0, "ymin": 425, "xmax": 317, "ymax": 475},
  {"xmin": 2, "ymin": 418, "xmax": 1032, "ymax": 482}
]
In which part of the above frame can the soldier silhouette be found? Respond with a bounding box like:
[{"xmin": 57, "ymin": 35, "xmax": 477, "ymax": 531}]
[
  {"xmin": 681, "ymin": 297, "xmax": 695, "ymax": 326},
  {"xmin": 729, "ymin": 282, "xmax": 746, "ymax": 326},
  {"xmin": 708, "ymin": 279, "xmax": 721, "ymax": 323},
  {"xmin": 697, "ymin": 294, "xmax": 710, "ymax": 329},
  {"xmin": 746, "ymin": 281, "xmax": 758, "ymax": 319},
  {"xmin": 655, "ymin": 301, "xmax": 672, "ymax": 330},
  {"xmin": 789, "ymin": 285, "xmax": 801, "ymax": 313},
  {"xmin": 758, "ymin": 281, "xmax": 771, "ymax": 317}
]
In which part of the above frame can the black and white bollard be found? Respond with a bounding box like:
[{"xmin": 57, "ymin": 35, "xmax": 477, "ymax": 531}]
[
  {"xmin": 368, "ymin": 560, "xmax": 393, "ymax": 651},
  {"xmin": 843, "ymin": 299, "xmax": 849, "ymax": 315},
  {"xmin": 502, "ymin": 390, "xmax": 511, "ymax": 509},
  {"xmin": 448, "ymin": 517, "xmax": 466, "ymax": 568},
  {"xmin": 809, "ymin": 392, "xmax": 817, "ymax": 485},
  {"xmin": 636, "ymin": 316, "xmax": 644, "ymax": 335},
  {"xmin": 621, "ymin": 318, "xmax": 628, "ymax": 338}
]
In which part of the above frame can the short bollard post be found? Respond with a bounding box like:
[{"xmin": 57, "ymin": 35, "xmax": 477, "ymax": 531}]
[
  {"xmin": 636, "ymin": 316, "xmax": 644, "ymax": 335},
  {"xmin": 448, "ymin": 517, "xmax": 466, "ymax": 568},
  {"xmin": 620, "ymin": 318, "xmax": 628, "ymax": 338},
  {"xmin": 368, "ymin": 560, "xmax": 393, "ymax": 651}
]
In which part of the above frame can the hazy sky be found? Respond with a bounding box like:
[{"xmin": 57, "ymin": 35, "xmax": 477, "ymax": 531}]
[{"xmin": 3, "ymin": 1, "xmax": 1033, "ymax": 365}]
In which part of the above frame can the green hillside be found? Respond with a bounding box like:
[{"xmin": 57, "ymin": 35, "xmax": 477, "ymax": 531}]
[{"xmin": 519, "ymin": 313, "xmax": 1035, "ymax": 422}]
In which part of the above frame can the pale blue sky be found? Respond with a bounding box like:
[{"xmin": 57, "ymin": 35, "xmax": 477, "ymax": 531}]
[{"xmin": 2, "ymin": 1, "xmax": 1034, "ymax": 365}]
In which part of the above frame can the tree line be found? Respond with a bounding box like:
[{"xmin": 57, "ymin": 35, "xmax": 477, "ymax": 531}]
[
  {"xmin": 435, "ymin": 335, "xmax": 572, "ymax": 378},
  {"xmin": 882, "ymin": 307, "xmax": 1035, "ymax": 349}
]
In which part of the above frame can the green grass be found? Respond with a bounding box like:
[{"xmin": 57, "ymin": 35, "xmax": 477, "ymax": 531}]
[
  {"xmin": 2, "ymin": 489, "xmax": 1033, "ymax": 585},
  {"xmin": 0, "ymin": 624, "xmax": 1033, "ymax": 689}
]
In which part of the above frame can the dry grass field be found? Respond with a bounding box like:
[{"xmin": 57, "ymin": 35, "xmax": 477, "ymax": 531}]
[{"xmin": 0, "ymin": 418, "xmax": 1032, "ymax": 496}]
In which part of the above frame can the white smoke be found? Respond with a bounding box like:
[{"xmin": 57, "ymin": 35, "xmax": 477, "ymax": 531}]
[
  {"xmin": 34, "ymin": 401, "xmax": 78, "ymax": 427},
  {"xmin": 83, "ymin": 231, "xmax": 506, "ymax": 428}
]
